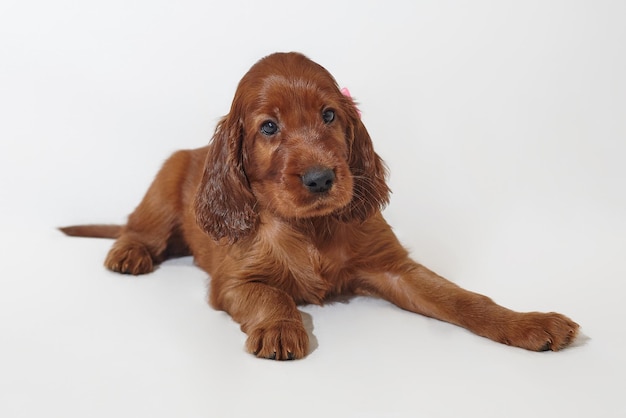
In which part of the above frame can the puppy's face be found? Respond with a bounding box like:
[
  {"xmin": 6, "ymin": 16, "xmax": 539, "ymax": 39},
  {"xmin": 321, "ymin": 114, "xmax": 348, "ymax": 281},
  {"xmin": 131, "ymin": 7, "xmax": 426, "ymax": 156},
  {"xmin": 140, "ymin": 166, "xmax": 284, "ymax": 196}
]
[
  {"xmin": 195, "ymin": 53, "xmax": 389, "ymax": 242},
  {"xmin": 238, "ymin": 59, "xmax": 354, "ymax": 219}
]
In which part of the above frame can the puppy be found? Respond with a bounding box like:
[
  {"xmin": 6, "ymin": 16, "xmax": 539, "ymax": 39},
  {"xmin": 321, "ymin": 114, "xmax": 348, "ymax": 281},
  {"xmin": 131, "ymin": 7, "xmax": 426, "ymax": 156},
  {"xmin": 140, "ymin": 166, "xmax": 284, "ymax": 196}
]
[{"xmin": 61, "ymin": 52, "xmax": 579, "ymax": 360}]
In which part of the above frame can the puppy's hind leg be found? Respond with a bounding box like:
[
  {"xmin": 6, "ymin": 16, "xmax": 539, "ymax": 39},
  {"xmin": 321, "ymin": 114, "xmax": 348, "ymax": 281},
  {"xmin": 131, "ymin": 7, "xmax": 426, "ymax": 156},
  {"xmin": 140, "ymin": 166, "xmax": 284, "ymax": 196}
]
[{"xmin": 105, "ymin": 151, "xmax": 192, "ymax": 275}]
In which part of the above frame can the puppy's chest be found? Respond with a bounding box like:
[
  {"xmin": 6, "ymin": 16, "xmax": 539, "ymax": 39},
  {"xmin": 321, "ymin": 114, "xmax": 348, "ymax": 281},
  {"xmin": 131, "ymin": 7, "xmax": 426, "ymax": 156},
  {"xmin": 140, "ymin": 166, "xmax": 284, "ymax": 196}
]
[{"xmin": 254, "ymin": 228, "xmax": 349, "ymax": 304}]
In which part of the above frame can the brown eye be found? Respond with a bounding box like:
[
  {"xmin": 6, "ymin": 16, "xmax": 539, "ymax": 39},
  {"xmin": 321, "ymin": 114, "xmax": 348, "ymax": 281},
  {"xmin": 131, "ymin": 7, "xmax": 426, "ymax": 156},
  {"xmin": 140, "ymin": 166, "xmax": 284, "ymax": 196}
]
[
  {"xmin": 322, "ymin": 109, "xmax": 335, "ymax": 124},
  {"xmin": 260, "ymin": 120, "xmax": 279, "ymax": 136}
]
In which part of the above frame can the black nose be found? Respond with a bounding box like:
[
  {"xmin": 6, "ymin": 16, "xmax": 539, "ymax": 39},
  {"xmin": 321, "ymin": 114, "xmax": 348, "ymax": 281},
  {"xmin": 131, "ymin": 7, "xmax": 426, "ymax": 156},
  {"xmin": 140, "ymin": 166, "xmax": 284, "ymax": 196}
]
[{"xmin": 302, "ymin": 167, "xmax": 335, "ymax": 193}]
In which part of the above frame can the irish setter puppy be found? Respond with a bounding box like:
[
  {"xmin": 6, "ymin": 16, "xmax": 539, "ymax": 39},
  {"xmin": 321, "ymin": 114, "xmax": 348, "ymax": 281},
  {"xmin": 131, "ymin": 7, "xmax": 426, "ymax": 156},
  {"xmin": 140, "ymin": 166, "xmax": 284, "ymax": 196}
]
[{"xmin": 62, "ymin": 52, "xmax": 579, "ymax": 360}]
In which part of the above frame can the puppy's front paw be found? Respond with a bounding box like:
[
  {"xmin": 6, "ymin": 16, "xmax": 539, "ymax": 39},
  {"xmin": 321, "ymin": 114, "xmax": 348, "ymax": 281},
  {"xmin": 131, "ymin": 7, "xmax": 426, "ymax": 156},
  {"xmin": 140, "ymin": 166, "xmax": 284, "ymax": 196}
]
[
  {"xmin": 246, "ymin": 320, "xmax": 309, "ymax": 360},
  {"xmin": 506, "ymin": 312, "xmax": 580, "ymax": 352},
  {"xmin": 105, "ymin": 241, "xmax": 154, "ymax": 275}
]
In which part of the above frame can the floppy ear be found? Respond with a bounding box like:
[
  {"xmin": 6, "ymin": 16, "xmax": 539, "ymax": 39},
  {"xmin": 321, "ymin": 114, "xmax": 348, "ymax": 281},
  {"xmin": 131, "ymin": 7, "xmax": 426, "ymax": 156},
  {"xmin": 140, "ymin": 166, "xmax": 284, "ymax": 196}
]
[
  {"xmin": 337, "ymin": 96, "xmax": 391, "ymax": 223},
  {"xmin": 194, "ymin": 115, "xmax": 258, "ymax": 243}
]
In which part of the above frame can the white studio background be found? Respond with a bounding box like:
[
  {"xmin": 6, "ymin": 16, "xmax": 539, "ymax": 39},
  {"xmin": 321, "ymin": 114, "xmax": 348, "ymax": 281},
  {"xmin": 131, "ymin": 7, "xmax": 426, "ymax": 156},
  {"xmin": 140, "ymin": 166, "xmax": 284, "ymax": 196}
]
[{"xmin": 1, "ymin": 1, "xmax": 625, "ymax": 418}]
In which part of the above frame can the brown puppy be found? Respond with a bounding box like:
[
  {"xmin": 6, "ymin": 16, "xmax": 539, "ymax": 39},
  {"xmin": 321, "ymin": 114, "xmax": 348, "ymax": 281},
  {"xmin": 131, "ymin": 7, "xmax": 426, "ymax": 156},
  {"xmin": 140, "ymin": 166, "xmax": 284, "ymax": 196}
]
[{"xmin": 62, "ymin": 52, "xmax": 579, "ymax": 360}]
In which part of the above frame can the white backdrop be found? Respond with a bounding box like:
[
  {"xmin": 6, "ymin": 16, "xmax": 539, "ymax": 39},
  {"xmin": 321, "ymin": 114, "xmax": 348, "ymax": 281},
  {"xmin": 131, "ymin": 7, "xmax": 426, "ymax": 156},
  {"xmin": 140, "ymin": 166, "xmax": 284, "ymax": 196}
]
[{"xmin": 1, "ymin": 1, "xmax": 625, "ymax": 417}]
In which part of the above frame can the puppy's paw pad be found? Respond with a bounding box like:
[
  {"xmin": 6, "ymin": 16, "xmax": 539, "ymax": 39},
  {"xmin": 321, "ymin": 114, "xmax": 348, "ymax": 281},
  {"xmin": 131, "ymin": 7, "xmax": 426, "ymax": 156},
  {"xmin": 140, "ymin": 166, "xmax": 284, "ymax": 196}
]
[
  {"xmin": 246, "ymin": 320, "xmax": 309, "ymax": 360},
  {"xmin": 105, "ymin": 242, "xmax": 154, "ymax": 275}
]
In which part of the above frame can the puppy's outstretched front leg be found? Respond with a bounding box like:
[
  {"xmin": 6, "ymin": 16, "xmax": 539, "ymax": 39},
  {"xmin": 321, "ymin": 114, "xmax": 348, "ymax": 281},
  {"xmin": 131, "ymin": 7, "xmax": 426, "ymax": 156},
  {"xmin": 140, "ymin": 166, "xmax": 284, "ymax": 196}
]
[
  {"xmin": 211, "ymin": 282, "xmax": 309, "ymax": 360},
  {"xmin": 361, "ymin": 262, "xmax": 579, "ymax": 351}
]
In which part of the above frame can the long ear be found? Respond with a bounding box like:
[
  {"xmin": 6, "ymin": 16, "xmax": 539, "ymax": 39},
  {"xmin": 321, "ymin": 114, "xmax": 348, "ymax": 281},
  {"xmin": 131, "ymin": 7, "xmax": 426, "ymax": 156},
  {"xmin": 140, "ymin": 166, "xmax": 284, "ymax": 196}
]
[
  {"xmin": 338, "ymin": 99, "xmax": 391, "ymax": 223},
  {"xmin": 194, "ymin": 116, "xmax": 258, "ymax": 243}
]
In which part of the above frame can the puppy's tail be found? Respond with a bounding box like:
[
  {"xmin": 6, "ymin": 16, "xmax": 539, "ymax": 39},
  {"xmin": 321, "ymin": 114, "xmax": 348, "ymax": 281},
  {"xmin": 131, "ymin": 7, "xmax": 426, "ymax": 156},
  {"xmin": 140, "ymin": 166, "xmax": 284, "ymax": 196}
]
[{"xmin": 59, "ymin": 224, "xmax": 123, "ymax": 239}]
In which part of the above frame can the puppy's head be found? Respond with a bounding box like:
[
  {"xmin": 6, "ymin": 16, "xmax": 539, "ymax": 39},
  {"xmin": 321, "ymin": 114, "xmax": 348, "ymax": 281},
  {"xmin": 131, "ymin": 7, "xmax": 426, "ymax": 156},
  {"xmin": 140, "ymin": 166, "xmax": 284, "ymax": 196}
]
[{"xmin": 195, "ymin": 52, "xmax": 389, "ymax": 242}]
